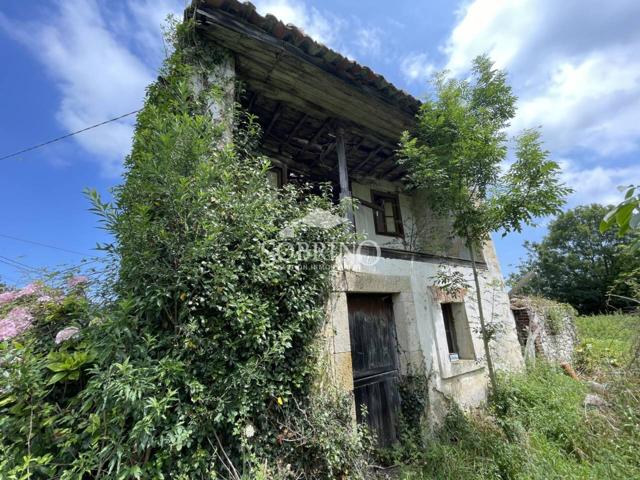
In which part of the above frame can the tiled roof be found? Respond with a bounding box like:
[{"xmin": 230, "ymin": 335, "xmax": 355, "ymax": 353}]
[{"xmin": 194, "ymin": 0, "xmax": 421, "ymax": 116}]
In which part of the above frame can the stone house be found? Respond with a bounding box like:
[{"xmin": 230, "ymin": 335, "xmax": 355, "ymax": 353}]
[{"xmin": 190, "ymin": 0, "xmax": 524, "ymax": 445}]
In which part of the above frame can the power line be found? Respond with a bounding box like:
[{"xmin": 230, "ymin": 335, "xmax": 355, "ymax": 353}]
[
  {"xmin": 0, "ymin": 233, "xmax": 90, "ymax": 256},
  {"xmin": 0, "ymin": 255, "xmax": 40, "ymax": 273},
  {"xmin": 0, "ymin": 256, "xmax": 105, "ymax": 276},
  {"xmin": 0, "ymin": 259, "xmax": 32, "ymax": 274},
  {"xmin": 0, "ymin": 109, "xmax": 140, "ymax": 161}
]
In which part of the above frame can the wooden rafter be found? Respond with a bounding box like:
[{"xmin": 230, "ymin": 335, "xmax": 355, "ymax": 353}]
[
  {"xmin": 380, "ymin": 160, "xmax": 402, "ymax": 178},
  {"xmin": 319, "ymin": 142, "xmax": 336, "ymax": 162},
  {"xmin": 363, "ymin": 154, "xmax": 391, "ymax": 175},
  {"xmin": 348, "ymin": 136, "xmax": 366, "ymax": 156},
  {"xmin": 298, "ymin": 117, "xmax": 333, "ymax": 157},
  {"xmin": 263, "ymin": 102, "xmax": 283, "ymax": 138},
  {"xmin": 354, "ymin": 145, "xmax": 384, "ymax": 172},
  {"xmin": 284, "ymin": 113, "xmax": 308, "ymax": 146}
]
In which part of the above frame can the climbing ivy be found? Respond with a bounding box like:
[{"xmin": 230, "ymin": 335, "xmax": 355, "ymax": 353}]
[{"xmin": 0, "ymin": 20, "xmax": 370, "ymax": 479}]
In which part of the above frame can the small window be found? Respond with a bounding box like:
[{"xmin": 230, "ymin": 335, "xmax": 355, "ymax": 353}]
[
  {"xmin": 372, "ymin": 191, "xmax": 403, "ymax": 237},
  {"xmin": 441, "ymin": 302, "xmax": 475, "ymax": 361},
  {"xmin": 267, "ymin": 167, "xmax": 283, "ymax": 188}
]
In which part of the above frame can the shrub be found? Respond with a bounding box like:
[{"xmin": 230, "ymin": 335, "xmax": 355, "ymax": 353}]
[{"xmin": 0, "ymin": 20, "xmax": 371, "ymax": 479}]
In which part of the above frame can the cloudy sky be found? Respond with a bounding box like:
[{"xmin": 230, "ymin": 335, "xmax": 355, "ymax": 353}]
[{"xmin": 1, "ymin": 0, "xmax": 638, "ymax": 285}]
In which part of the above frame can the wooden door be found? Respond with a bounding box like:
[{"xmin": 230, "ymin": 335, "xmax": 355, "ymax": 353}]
[{"xmin": 348, "ymin": 294, "xmax": 400, "ymax": 447}]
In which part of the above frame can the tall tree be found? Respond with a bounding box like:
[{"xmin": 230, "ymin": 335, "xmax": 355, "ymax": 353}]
[
  {"xmin": 511, "ymin": 204, "xmax": 639, "ymax": 313},
  {"xmin": 400, "ymin": 55, "xmax": 570, "ymax": 390}
]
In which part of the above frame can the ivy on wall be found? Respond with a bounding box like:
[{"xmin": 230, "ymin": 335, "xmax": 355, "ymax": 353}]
[{"xmin": 0, "ymin": 20, "xmax": 371, "ymax": 479}]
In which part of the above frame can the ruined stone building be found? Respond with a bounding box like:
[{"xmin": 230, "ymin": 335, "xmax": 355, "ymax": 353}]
[{"xmin": 191, "ymin": 0, "xmax": 524, "ymax": 446}]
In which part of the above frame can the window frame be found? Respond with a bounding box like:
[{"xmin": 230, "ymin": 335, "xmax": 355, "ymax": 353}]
[
  {"xmin": 439, "ymin": 301, "xmax": 476, "ymax": 362},
  {"xmin": 371, "ymin": 190, "xmax": 404, "ymax": 238},
  {"xmin": 441, "ymin": 303, "xmax": 460, "ymax": 356}
]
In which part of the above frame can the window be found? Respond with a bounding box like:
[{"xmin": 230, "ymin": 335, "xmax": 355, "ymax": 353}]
[
  {"xmin": 372, "ymin": 191, "xmax": 403, "ymax": 237},
  {"xmin": 440, "ymin": 302, "xmax": 475, "ymax": 361},
  {"xmin": 267, "ymin": 166, "xmax": 283, "ymax": 188}
]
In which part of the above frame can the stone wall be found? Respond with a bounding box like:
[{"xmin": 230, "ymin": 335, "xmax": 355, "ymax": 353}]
[{"xmin": 510, "ymin": 296, "xmax": 579, "ymax": 365}]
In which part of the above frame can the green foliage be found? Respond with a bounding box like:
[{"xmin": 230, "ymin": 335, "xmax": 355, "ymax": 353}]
[
  {"xmin": 399, "ymin": 55, "xmax": 569, "ymax": 245},
  {"xmin": 399, "ymin": 314, "xmax": 640, "ymax": 479},
  {"xmin": 510, "ymin": 204, "xmax": 640, "ymax": 313},
  {"xmin": 601, "ymin": 184, "xmax": 640, "ymax": 236},
  {"xmin": 432, "ymin": 265, "xmax": 470, "ymax": 298},
  {"xmin": 46, "ymin": 350, "xmax": 92, "ymax": 384},
  {"xmin": 376, "ymin": 370, "xmax": 431, "ymax": 467},
  {"xmin": 273, "ymin": 388, "xmax": 373, "ymax": 479},
  {"xmin": 399, "ymin": 55, "xmax": 570, "ymax": 390},
  {"xmin": 546, "ymin": 307, "xmax": 566, "ymax": 335},
  {"xmin": 0, "ymin": 283, "xmax": 96, "ymax": 480},
  {"xmin": 1, "ymin": 21, "xmax": 371, "ymax": 479},
  {"xmin": 575, "ymin": 314, "xmax": 638, "ymax": 375}
]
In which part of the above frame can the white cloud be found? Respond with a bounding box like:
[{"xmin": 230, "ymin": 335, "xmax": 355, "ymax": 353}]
[
  {"xmin": 439, "ymin": 0, "xmax": 640, "ymax": 159},
  {"xmin": 512, "ymin": 51, "xmax": 640, "ymax": 155},
  {"xmin": 0, "ymin": 0, "xmax": 181, "ymax": 176},
  {"xmin": 109, "ymin": 0, "xmax": 183, "ymax": 64},
  {"xmin": 400, "ymin": 53, "xmax": 436, "ymax": 83},
  {"xmin": 253, "ymin": 0, "xmax": 340, "ymax": 47},
  {"xmin": 2, "ymin": 0, "xmax": 386, "ymax": 175},
  {"xmin": 354, "ymin": 26, "xmax": 383, "ymax": 57},
  {"xmin": 443, "ymin": 0, "xmax": 534, "ymax": 76},
  {"xmin": 560, "ymin": 159, "xmax": 640, "ymax": 207}
]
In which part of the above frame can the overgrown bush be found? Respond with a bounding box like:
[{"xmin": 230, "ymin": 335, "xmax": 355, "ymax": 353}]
[{"xmin": 0, "ymin": 21, "xmax": 371, "ymax": 479}]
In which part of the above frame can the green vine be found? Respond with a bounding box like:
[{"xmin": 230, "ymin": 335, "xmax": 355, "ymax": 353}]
[{"xmin": 0, "ymin": 21, "xmax": 370, "ymax": 479}]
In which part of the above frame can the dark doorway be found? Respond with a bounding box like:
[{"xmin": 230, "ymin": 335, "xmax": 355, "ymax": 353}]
[{"xmin": 347, "ymin": 293, "xmax": 400, "ymax": 447}]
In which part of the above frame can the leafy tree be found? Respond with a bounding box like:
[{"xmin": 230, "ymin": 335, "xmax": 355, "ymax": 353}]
[
  {"xmin": 400, "ymin": 55, "xmax": 570, "ymax": 389},
  {"xmin": 511, "ymin": 204, "xmax": 639, "ymax": 313}
]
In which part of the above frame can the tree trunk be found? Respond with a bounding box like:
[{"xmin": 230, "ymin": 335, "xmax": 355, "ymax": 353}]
[{"xmin": 468, "ymin": 241, "xmax": 497, "ymax": 391}]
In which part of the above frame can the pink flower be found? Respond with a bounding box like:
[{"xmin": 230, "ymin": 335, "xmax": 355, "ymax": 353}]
[
  {"xmin": 0, "ymin": 291, "xmax": 19, "ymax": 306},
  {"xmin": 16, "ymin": 282, "xmax": 41, "ymax": 299},
  {"xmin": 0, "ymin": 307, "xmax": 34, "ymax": 341},
  {"xmin": 67, "ymin": 276, "xmax": 89, "ymax": 288},
  {"xmin": 55, "ymin": 326, "xmax": 80, "ymax": 344},
  {"xmin": 37, "ymin": 293, "xmax": 64, "ymax": 304}
]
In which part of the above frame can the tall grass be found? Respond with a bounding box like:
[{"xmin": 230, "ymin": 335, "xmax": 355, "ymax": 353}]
[{"xmin": 399, "ymin": 313, "xmax": 640, "ymax": 479}]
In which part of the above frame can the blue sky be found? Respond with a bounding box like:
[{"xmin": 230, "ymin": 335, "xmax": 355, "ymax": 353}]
[{"xmin": 1, "ymin": 0, "xmax": 639, "ymax": 286}]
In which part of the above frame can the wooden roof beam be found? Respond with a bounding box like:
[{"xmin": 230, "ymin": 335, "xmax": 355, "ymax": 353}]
[
  {"xmin": 348, "ymin": 136, "xmax": 367, "ymax": 156},
  {"xmin": 319, "ymin": 142, "xmax": 336, "ymax": 162},
  {"xmin": 263, "ymin": 102, "xmax": 283, "ymax": 138},
  {"xmin": 380, "ymin": 160, "xmax": 402, "ymax": 178},
  {"xmin": 298, "ymin": 117, "xmax": 333, "ymax": 157},
  {"xmin": 354, "ymin": 145, "xmax": 384, "ymax": 172},
  {"xmin": 363, "ymin": 155, "xmax": 391, "ymax": 175},
  {"xmin": 284, "ymin": 113, "xmax": 308, "ymax": 146}
]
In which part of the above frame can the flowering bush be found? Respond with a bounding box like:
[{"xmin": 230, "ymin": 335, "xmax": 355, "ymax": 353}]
[
  {"xmin": 54, "ymin": 326, "xmax": 80, "ymax": 344},
  {"xmin": 0, "ymin": 307, "xmax": 33, "ymax": 341},
  {"xmin": 0, "ymin": 274, "xmax": 94, "ymax": 478}
]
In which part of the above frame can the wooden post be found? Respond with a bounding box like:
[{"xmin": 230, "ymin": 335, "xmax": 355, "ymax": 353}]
[{"xmin": 336, "ymin": 128, "xmax": 355, "ymax": 226}]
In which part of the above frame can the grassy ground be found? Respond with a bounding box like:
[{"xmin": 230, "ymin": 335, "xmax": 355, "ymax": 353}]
[{"xmin": 397, "ymin": 313, "xmax": 640, "ymax": 479}]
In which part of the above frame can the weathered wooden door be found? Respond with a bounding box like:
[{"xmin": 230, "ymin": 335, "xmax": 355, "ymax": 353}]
[{"xmin": 348, "ymin": 294, "xmax": 400, "ymax": 447}]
